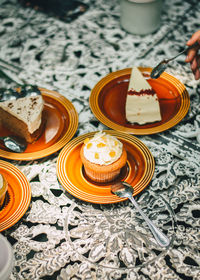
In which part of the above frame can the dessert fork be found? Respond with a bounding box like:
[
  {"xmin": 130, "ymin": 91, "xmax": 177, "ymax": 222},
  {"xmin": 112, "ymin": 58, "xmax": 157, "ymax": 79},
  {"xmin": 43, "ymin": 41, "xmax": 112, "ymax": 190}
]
[{"xmin": 111, "ymin": 181, "xmax": 170, "ymax": 247}]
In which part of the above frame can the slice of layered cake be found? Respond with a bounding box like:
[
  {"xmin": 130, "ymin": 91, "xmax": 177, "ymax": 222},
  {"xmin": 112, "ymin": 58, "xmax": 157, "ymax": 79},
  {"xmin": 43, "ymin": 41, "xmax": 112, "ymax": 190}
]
[
  {"xmin": 125, "ymin": 66, "xmax": 161, "ymax": 125},
  {"xmin": 0, "ymin": 86, "xmax": 44, "ymax": 143}
]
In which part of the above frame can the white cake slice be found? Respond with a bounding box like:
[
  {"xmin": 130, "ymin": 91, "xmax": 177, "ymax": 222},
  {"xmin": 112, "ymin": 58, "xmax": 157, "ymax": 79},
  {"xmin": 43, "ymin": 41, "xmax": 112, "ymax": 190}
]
[
  {"xmin": 125, "ymin": 66, "xmax": 161, "ymax": 125},
  {"xmin": 0, "ymin": 94, "xmax": 44, "ymax": 143}
]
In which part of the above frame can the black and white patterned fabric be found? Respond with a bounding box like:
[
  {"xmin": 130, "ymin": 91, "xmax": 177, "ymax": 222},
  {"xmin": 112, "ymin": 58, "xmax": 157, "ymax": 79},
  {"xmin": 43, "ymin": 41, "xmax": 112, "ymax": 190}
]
[{"xmin": 0, "ymin": 0, "xmax": 200, "ymax": 279}]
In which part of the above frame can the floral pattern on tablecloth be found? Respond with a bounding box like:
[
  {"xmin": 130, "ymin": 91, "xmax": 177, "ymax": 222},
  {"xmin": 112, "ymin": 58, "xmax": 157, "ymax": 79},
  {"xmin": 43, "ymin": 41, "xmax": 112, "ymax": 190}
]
[{"xmin": 0, "ymin": 0, "xmax": 200, "ymax": 279}]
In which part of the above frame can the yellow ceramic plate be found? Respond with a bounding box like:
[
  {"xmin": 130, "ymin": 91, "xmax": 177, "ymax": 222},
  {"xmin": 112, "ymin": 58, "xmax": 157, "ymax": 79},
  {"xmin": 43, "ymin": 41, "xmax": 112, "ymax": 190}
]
[
  {"xmin": 0, "ymin": 88, "xmax": 78, "ymax": 160},
  {"xmin": 0, "ymin": 160, "xmax": 31, "ymax": 231},
  {"xmin": 90, "ymin": 67, "xmax": 190, "ymax": 134},
  {"xmin": 57, "ymin": 130, "xmax": 155, "ymax": 204}
]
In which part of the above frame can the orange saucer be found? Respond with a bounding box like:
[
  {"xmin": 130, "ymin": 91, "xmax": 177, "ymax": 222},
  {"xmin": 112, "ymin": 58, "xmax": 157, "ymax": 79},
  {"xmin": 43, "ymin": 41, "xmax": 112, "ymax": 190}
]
[
  {"xmin": 0, "ymin": 160, "xmax": 31, "ymax": 231},
  {"xmin": 0, "ymin": 88, "xmax": 78, "ymax": 160},
  {"xmin": 90, "ymin": 67, "xmax": 190, "ymax": 135},
  {"xmin": 57, "ymin": 130, "xmax": 155, "ymax": 204}
]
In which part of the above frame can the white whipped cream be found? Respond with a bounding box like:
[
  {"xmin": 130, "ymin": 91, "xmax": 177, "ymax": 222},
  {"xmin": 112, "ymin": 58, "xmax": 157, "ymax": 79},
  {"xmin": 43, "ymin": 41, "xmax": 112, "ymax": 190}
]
[{"xmin": 83, "ymin": 132, "xmax": 123, "ymax": 165}]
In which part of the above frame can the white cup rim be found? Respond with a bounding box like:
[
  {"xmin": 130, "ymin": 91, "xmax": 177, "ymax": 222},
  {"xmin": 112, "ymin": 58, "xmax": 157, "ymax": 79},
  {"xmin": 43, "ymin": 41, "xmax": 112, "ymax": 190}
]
[{"xmin": 0, "ymin": 234, "xmax": 13, "ymax": 280}]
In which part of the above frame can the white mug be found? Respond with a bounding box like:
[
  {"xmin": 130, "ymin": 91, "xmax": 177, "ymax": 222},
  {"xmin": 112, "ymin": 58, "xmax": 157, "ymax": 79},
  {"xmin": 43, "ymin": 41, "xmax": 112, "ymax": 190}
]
[
  {"xmin": 120, "ymin": 0, "xmax": 163, "ymax": 35},
  {"xmin": 0, "ymin": 234, "xmax": 13, "ymax": 280}
]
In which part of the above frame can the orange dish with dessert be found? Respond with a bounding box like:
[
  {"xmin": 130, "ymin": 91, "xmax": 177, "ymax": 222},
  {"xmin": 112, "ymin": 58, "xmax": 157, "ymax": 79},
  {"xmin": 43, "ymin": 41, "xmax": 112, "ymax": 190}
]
[
  {"xmin": 0, "ymin": 85, "xmax": 45, "ymax": 144},
  {"xmin": 0, "ymin": 173, "xmax": 8, "ymax": 209},
  {"xmin": 80, "ymin": 131, "xmax": 127, "ymax": 183}
]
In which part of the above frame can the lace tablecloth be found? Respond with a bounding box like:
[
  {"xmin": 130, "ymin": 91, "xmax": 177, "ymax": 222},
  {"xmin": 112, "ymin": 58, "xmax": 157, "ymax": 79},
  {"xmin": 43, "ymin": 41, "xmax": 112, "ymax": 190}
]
[{"xmin": 0, "ymin": 0, "xmax": 200, "ymax": 279}]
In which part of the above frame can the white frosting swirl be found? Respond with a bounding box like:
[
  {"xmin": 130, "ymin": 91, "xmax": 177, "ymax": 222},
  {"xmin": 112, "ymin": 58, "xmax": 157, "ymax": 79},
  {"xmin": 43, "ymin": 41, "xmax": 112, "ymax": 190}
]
[{"xmin": 83, "ymin": 132, "xmax": 123, "ymax": 165}]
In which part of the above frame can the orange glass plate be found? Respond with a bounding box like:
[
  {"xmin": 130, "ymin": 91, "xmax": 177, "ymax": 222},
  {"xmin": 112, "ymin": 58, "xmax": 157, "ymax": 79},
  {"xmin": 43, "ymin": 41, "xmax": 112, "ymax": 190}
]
[
  {"xmin": 0, "ymin": 88, "xmax": 78, "ymax": 160},
  {"xmin": 57, "ymin": 130, "xmax": 155, "ymax": 204},
  {"xmin": 0, "ymin": 160, "xmax": 31, "ymax": 231},
  {"xmin": 90, "ymin": 67, "xmax": 190, "ymax": 135}
]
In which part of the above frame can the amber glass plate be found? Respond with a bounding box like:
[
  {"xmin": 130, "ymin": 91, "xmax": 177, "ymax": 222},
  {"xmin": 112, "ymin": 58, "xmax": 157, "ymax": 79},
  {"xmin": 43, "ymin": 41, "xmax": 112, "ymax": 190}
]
[
  {"xmin": 0, "ymin": 88, "xmax": 78, "ymax": 160},
  {"xmin": 0, "ymin": 160, "xmax": 31, "ymax": 231},
  {"xmin": 57, "ymin": 130, "xmax": 155, "ymax": 204},
  {"xmin": 89, "ymin": 67, "xmax": 190, "ymax": 135}
]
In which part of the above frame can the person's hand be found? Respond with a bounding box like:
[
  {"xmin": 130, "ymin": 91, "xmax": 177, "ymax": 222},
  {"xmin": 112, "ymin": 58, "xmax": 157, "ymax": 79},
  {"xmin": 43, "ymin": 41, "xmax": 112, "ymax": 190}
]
[{"xmin": 185, "ymin": 30, "xmax": 200, "ymax": 80}]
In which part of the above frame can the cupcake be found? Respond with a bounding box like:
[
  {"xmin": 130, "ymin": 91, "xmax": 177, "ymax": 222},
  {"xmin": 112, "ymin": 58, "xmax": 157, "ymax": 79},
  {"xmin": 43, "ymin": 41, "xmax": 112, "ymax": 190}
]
[
  {"xmin": 0, "ymin": 174, "xmax": 8, "ymax": 209},
  {"xmin": 80, "ymin": 131, "xmax": 127, "ymax": 183}
]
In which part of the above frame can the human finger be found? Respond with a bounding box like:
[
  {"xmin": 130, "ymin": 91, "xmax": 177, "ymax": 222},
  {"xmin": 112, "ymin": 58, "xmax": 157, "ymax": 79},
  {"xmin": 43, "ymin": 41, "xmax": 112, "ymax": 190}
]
[
  {"xmin": 190, "ymin": 56, "xmax": 198, "ymax": 71},
  {"xmin": 194, "ymin": 68, "xmax": 200, "ymax": 80},
  {"xmin": 185, "ymin": 48, "xmax": 198, "ymax": 62},
  {"xmin": 187, "ymin": 30, "xmax": 200, "ymax": 46},
  {"xmin": 195, "ymin": 56, "xmax": 200, "ymax": 80},
  {"xmin": 191, "ymin": 55, "xmax": 200, "ymax": 80}
]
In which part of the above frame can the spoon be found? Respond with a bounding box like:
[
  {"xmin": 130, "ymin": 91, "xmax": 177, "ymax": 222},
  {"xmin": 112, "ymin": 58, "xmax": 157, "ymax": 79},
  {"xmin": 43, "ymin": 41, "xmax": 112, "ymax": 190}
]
[
  {"xmin": 150, "ymin": 41, "xmax": 199, "ymax": 79},
  {"xmin": 111, "ymin": 181, "xmax": 170, "ymax": 247},
  {"xmin": 0, "ymin": 136, "xmax": 27, "ymax": 153}
]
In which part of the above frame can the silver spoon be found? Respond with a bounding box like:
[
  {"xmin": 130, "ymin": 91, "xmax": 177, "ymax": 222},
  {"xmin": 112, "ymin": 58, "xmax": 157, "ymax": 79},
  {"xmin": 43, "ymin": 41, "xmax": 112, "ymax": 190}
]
[
  {"xmin": 150, "ymin": 41, "xmax": 199, "ymax": 79},
  {"xmin": 0, "ymin": 136, "xmax": 27, "ymax": 153},
  {"xmin": 111, "ymin": 181, "xmax": 170, "ymax": 247}
]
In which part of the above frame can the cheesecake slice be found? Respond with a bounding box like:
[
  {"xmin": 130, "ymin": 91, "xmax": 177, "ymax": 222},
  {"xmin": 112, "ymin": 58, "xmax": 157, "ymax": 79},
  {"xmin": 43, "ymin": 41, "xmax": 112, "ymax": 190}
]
[
  {"xmin": 125, "ymin": 66, "xmax": 161, "ymax": 125},
  {"xmin": 0, "ymin": 87, "xmax": 44, "ymax": 143}
]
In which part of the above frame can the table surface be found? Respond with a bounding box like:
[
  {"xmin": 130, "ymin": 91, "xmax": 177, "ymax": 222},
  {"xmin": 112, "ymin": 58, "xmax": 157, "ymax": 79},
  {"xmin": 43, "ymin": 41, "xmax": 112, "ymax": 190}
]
[{"xmin": 0, "ymin": 0, "xmax": 200, "ymax": 279}]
